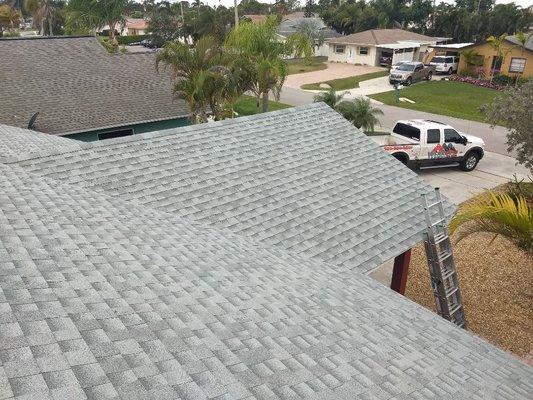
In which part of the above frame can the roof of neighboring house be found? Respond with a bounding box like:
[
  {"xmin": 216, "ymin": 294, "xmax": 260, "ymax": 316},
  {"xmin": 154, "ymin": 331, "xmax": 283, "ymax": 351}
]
[
  {"xmin": 12, "ymin": 103, "xmax": 453, "ymax": 274},
  {"xmin": 277, "ymin": 17, "xmax": 342, "ymax": 39},
  {"xmin": 0, "ymin": 36, "xmax": 188, "ymax": 136},
  {"xmin": 327, "ymin": 28, "xmax": 438, "ymax": 46},
  {"xmin": 124, "ymin": 18, "xmax": 149, "ymax": 30},
  {"xmin": 282, "ymin": 11, "xmax": 315, "ymax": 20},
  {"xmin": 505, "ymin": 34, "xmax": 533, "ymax": 52},
  {"xmin": 0, "ymin": 113, "xmax": 532, "ymax": 399}
]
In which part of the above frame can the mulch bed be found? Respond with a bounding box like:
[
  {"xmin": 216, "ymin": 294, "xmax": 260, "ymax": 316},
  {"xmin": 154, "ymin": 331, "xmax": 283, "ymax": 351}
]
[{"xmin": 405, "ymin": 232, "xmax": 533, "ymax": 357}]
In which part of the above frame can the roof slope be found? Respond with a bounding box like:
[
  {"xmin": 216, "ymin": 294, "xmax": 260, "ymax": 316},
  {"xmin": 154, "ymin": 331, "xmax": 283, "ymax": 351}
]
[
  {"xmin": 1, "ymin": 161, "xmax": 531, "ymax": 399},
  {"xmin": 11, "ymin": 103, "xmax": 450, "ymax": 274},
  {"xmin": 505, "ymin": 34, "xmax": 533, "ymax": 52},
  {"xmin": 0, "ymin": 124, "xmax": 81, "ymax": 160},
  {"xmin": 0, "ymin": 36, "xmax": 188, "ymax": 135},
  {"xmin": 327, "ymin": 29, "xmax": 437, "ymax": 45},
  {"xmin": 277, "ymin": 17, "xmax": 342, "ymax": 39}
]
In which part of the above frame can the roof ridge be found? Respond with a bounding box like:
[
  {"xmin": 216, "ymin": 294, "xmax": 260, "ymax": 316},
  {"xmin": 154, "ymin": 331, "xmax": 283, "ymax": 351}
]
[
  {"xmin": 0, "ymin": 103, "xmax": 327, "ymax": 165},
  {"xmin": 370, "ymin": 29, "xmax": 378, "ymax": 45}
]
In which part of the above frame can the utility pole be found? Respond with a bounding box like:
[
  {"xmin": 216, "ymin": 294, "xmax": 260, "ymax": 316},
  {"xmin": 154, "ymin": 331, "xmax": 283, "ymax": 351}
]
[{"xmin": 234, "ymin": 0, "xmax": 239, "ymax": 28}]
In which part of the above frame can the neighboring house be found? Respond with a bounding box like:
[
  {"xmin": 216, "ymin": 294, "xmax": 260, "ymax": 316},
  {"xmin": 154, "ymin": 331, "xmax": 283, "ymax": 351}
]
[
  {"xmin": 0, "ymin": 36, "xmax": 189, "ymax": 141},
  {"xmin": 458, "ymin": 34, "xmax": 533, "ymax": 79},
  {"xmin": 242, "ymin": 14, "xmax": 267, "ymax": 24},
  {"xmin": 326, "ymin": 28, "xmax": 444, "ymax": 66},
  {"xmin": 100, "ymin": 18, "xmax": 150, "ymax": 36},
  {"xmin": 277, "ymin": 15, "xmax": 342, "ymax": 57},
  {"xmin": 0, "ymin": 104, "xmax": 532, "ymax": 398}
]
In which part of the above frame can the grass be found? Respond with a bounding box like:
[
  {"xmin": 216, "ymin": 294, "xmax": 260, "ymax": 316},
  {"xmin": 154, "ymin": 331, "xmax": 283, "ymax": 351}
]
[
  {"xmin": 369, "ymin": 81, "xmax": 500, "ymax": 122},
  {"xmin": 234, "ymin": 95, "xmax": 292, "ymax": 116},
  {"xmin": 301, "ymin": 70, "xmax": 389, "ymax": 91},
  {"xmin": 285, "ymin": 56, "xmax": 328, "ymax": 75}
]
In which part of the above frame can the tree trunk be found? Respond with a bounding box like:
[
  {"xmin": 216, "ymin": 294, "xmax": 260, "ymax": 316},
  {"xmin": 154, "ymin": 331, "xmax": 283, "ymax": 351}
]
[
  {"xmin": 234, "ymin": 0, "xmax": 238, "ymax": 28},
  {"xmin": 109, "ymin": 22, "xmax": 118, "ymax": 48},
  {"xmin": 48, "ymin": 15, "xmax": 53, "ymax": 36},
  {"xmin": 261, "ymin": 91, "xmax": 269, "ymax": 113}
]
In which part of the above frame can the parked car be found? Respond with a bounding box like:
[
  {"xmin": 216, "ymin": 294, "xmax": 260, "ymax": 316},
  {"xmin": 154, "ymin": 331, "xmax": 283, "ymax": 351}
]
[
  {"xmin": 389, "ymin": 62, "xmax": 435, "ymax": 86},
  {"xmin": 141, "ymin": 39, "xmax": 158, "ymax": 49},
  {"xmin": 374, "ymin": 120, "xmax": 485, "ymax": 171},
  {"xmin": 429, "ymin": 55, "xmax": 459, "ymax": 75},
  {"xmin": 380, "ymin": 55, "xmax": 392, "ymax": 67}
]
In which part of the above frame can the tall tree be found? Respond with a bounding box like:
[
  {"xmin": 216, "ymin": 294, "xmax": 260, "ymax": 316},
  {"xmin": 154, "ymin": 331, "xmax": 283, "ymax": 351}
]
[
  {"xmin": 66, "ymin": 0, "xmax": 128, "ymax": 46},
  {"xmin": 0, "ymin": 4, "xmax": 22, "ymax": 36},
  {"xmin": 25, "ymin": 0, "xmax": 56, "ymax": 35},
  {"xmin": 335, "ymin": 97, "xmax": 383, "ymax": 132},
  {"xmin": 486, "ymin": 33, "xmax": 509, "ymax": 82}
]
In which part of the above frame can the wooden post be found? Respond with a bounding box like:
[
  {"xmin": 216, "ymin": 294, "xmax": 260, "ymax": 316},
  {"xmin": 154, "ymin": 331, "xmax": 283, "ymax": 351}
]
[{"xmin": 391, "ymin": 249, "xmax": 411, "ymax": 295}]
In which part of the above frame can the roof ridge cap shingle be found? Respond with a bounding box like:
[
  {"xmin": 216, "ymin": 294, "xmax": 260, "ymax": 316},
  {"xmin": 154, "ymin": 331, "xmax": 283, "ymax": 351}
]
[{"xmin": 2, "ymin": 103, "xmax": 327, "ymax": 164}]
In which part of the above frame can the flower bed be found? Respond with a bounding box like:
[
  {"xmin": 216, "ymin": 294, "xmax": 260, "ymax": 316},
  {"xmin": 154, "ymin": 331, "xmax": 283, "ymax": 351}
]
[{"xmin": 450, "ymin": 75, "xmax": 505, "ymax": 90}]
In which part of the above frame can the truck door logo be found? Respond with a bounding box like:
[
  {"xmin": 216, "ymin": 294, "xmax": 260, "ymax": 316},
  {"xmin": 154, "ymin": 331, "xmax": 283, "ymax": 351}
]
[{"xmin": 428, "ymin": 143, "xmax": 458, "ymax": 159}]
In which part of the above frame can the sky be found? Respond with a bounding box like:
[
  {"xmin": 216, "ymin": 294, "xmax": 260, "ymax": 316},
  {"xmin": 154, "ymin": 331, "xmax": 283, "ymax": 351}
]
[{"xmin": 200, "ymin": 0, "xmax": 532, "ymax": 9}]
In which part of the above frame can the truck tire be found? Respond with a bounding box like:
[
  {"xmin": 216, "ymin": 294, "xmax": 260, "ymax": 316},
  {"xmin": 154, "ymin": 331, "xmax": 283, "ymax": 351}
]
[
  {"xmin": 448, "ymin": 67, "xmax": 453, "ymax": 75},
  {"xmin": 426, "ymin": 71, "xmax": 432, "ymax": 81},
  {"xmin": 392, "ymin": 153, "xmax": 409, "ymax": 166},
  {"xmin": 405, "ymin": 77, "xmax": 412, "ymax": 86},
  {"xmin": 460, "ymin": 152, "xmax": 480, "ymax": 171}
]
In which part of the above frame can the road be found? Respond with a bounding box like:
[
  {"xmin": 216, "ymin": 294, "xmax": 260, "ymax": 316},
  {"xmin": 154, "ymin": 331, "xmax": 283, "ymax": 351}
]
[{"xmin": 274, "ymin": 86, "xmax": 512, "ymax": 156}]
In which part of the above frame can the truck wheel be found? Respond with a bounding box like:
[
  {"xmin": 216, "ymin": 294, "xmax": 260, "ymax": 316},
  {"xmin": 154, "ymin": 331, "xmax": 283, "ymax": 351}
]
[
  {"xmin": 460, "ymin": 152, "xmax": 479, "ymax": 171},
  {"xmin": 392, "ymin": 153, "xmax": 409, "ymax": 166},
  {"xmin": 448, "ymin": 67, "xmax": 453, "ymax": 75},
  {"xmin": 405, "ymin": 77, "xmax": 412, "ymax": 86},
  {"xmin": 426, "ymin": 72, "xmax": 432, "ymax": 81}
]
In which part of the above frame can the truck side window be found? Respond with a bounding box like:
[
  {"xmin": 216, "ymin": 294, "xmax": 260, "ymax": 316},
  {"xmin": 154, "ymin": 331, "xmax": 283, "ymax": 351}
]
[
  {"xmin": 444, "ymin": 129, "xmax": 462, "ymax": 143},
  {"xmin": 427, "ymin": 129, "xmax": 440, "ymax": 144},
  {"xmin": 393, "ymin": 123, "xmax": 420, "ymax": 141}
]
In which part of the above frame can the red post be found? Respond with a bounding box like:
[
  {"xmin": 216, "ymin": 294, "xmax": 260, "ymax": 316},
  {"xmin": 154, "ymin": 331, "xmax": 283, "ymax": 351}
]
[{"xmin": 390, "ymin": 249, "xmax": 412, "ymax": 295}]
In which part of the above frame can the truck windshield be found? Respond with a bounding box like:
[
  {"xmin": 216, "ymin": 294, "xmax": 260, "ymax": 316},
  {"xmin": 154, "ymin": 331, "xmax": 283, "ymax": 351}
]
[
  {"xmin": 431, "ymin": 57, "xmax": 446, "ymax": 63},
  {"xmin": 393, "ymin": 123, "xmax": 420, "ymax": 141},
  {"xmin": 396, "ymin": 64, "xmax": 415, "ymax": 71}
]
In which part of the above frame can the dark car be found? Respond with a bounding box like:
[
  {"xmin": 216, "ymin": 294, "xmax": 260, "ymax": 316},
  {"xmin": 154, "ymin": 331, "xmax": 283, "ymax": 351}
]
[
  {"xmin": 141, "ymin": 39, "xmax": 158, "ymax": 49},
  {"xmin": 380, "ymin": 56, "xmax": 392, "ymax": 67}
]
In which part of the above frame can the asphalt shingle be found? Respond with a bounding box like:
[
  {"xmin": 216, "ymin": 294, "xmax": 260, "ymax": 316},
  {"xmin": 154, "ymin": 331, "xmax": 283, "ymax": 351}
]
[
  {"xmin": 11, "ymin": 103, "xmax": 452, "ymax": 273},
  {"xmin": 0, "ymin": 36, "xmax": 188, "ymax": 135}
]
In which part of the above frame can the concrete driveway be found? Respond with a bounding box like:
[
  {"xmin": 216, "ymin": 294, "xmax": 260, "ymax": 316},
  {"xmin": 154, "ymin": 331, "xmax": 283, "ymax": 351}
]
[{"xmin": 284, "ymin": 62, "xmax": 384, "ymax": 89}]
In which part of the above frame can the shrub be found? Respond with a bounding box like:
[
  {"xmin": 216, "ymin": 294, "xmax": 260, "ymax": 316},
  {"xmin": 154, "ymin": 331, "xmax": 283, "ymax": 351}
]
[
  {"xmin": 116, "ymin": 34, "xmax": 149, "ymax": 45},
  {"xmin": 449, "ymin": 75, "xmax": 504, "ymax": 90}
]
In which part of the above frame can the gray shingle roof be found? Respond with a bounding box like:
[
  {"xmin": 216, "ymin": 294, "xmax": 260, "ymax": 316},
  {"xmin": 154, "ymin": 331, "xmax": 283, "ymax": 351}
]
[
  {"xmin": 10, "ymin": 103, "xmax": 451, "ymax": 274},
  {"xmin": 1, "ymin": 160, "xmax": 532, "ymax": 400},
  {"xmin": 0, "ymin": 124, "xmax": 81, "ymax": 159},
  {"xmin": 0, "ymin": 36, "xmax": 189, "ymax": 135},
  {"xmin": 327, "ymin": 29, "xmax": 438, "ymax": 45}
]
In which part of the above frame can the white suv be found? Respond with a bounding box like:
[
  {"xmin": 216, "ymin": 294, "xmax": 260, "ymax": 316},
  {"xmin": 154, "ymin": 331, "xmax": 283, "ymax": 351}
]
[{"xmin": 429, "ymin": 56, "xmax": 459, "ymax": 75}]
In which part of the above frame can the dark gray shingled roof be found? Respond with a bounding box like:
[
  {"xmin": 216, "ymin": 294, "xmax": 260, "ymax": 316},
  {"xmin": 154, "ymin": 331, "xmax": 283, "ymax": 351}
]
[
  {"xmin": 10, "ymin": 103, "xmax": 452, "ymax": 274},
  {"xmin": 1, "ymin": 160, "xmax": 532, "ymax": 400},
  {"xmin": 0, "ymin": 36, "xmax": 188, "ymax": 135}
]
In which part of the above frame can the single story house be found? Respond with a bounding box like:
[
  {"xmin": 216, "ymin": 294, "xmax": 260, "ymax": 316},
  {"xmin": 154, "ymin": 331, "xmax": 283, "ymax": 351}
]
[
  {"xmin": 100, "ymin": 18, "xmax": 150, "ymax": 36},
  {"xmin": 0, "ymin": 36, "xmax": 189, "ymax": 141},
  {"xmin": 326, "ymin": 28, "xmax": 445, "ymax": 66},
  {"xmin": 0, "ymin": 105, "xmax": 531, "ymax": 398},
  {"xmin": 457, "ymin": 34, "xmax": 533, "ymax": 79}
]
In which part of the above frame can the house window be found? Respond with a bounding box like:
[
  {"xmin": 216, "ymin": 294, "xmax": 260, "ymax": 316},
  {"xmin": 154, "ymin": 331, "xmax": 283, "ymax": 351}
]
[
  {"xmin": 509, "ymin": 58, "xmax": 526, "ymax": 73},
  {"xmin": 335, "ymin": 45, "xmax": 345, "ymax": 54},
  {"xmin": 359, "ymin": 47, "xmax": 369, "ymax": 55},
  {"xmin": 97, "ymin": 128, "xmax": 134, "ymax": 141}
]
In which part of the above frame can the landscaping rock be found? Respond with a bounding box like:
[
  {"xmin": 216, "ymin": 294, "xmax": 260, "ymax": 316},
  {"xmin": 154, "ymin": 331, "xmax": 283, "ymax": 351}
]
[{"xmin": 319, "ymin": 83, "xmax": 331, "ymax": 89}]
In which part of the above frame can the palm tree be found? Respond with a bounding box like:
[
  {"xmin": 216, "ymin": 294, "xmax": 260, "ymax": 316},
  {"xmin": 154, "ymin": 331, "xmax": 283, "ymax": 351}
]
[
  {"xmin": 66, "ymin": 0, "xmax": 128, "ymax": 47},
  {"xmin": 486, "ymin": 33, "xmax": 510, "ymax": 83},
  {"xmin": 313, "ymin": 88, "xmax": 344, "ymax": 109},
  {"xmin": 449, "ymin": 192, "xmax": 532, "ymax": 253},
  {"xmin": 225, "ymin": 17, "xmax": 312, "ymax": 112},
  {"xmin": 335, "ymin": 97, "xmax": 384, "ymax": 133},
  {"xmin": 24, "ymin": 0, "xmax": 54, "ymax": 36},
  {"xmin": 0, "ymin": 4, "xmax": 22, "ymax": 36},
  {"xmin": 156, "ymin": 36, "xmax": 228, "ymax": 123}
]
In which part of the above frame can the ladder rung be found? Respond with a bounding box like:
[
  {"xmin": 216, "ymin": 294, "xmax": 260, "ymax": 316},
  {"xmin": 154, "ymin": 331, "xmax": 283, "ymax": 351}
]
[
  {"xmin": 431, "ymin": 218, "xmax": 445, "ymax": 227},
  {"xmin": 433, "ymin": 233, "xmax": 448, "ymax": 245},
  {"xmin": 442, "ymin": 268, "xmax": 456, "ymax": 280},
  {"xmin": 448, "ymin": 303, "xmax": 462, "ymax": 315},
  {"xmin": 427, "ymin": 201, "xmax": 440, "ymax": 209},
  {"xmin": 437, "ymin": 250, "xmax": 452, "ymax": 262},
  {"xmin": 445, "ymin": 286, "xmax": 459, "ymax": 297}
]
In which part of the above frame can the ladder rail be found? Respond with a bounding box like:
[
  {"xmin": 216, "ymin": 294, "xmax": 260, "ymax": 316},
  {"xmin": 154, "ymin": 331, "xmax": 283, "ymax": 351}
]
[{"xmin": 420, "ymin": 188, "xmax": 467, "ymax": 329}]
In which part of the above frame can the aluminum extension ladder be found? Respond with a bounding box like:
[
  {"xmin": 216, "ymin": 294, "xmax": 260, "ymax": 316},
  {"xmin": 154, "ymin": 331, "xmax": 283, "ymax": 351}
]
[{"xmin": 421, "ymin": 188, "xmax": 467, "ymax": 329}]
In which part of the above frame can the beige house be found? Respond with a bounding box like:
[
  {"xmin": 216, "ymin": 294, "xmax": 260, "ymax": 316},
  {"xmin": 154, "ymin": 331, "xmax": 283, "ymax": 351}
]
[
  {"xmin": 101, "ymin": 18, "xmax": 149, "ymax": 36},
  {"xmin": 326, "ymin": 29, "xmax": 443, "ymax": 66}
]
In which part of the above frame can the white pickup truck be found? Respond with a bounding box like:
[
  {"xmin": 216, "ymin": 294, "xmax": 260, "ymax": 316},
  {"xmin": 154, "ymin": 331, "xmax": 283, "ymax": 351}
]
[{"xmin": 375, "ymin": 120, "xmax": 485, "ymax": 171}]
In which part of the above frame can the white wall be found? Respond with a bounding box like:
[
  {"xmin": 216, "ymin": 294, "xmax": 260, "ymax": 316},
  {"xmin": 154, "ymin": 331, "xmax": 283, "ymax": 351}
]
[{"xmin": 327, "ymin": 44, "xmax": 379, "ymax": 66}]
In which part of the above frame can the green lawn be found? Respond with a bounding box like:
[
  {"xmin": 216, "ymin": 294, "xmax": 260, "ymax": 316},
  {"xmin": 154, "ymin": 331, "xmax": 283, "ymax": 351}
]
[
  {"xmin": 234, "ymin": 95, "xmax": 292, "ymax": 116},
  {"xmin": 369, "ymin": 81, "xmax": 499, "ymax": 122},
  {"xmin": 286, "ymin": 56, "xmax": 328, "ymax": 75},
  {"xmin": 301, "ymin": 70, "xmax": 389, "ymax": 91}
]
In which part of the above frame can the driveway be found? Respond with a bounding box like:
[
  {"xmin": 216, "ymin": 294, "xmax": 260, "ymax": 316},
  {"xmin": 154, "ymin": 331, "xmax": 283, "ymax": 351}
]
[{"xmin": 284, "ymin": 62, "xmax": 384, "ymax": 89}]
